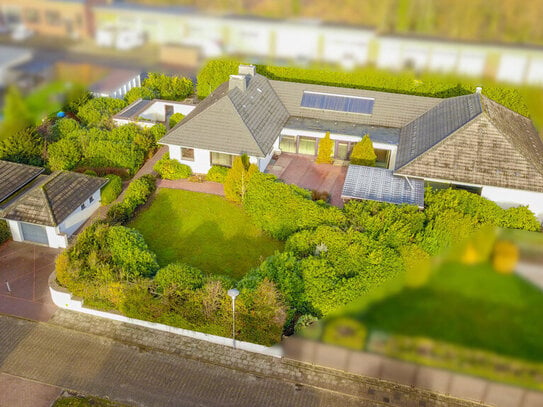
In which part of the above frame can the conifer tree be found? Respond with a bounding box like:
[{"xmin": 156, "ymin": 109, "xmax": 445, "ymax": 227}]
[
  {"xmin": 315, "ymin": 132, "xmax": 334, "ymax": 164},
  {"xmin": 350, "ymin": 134, "xmax": 376, "ymax": 166}
]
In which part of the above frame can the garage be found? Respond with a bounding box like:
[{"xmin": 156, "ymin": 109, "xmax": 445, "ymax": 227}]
[{"xmin": 20, "ymin": 222, "xmax": 49, "ymax": 245}]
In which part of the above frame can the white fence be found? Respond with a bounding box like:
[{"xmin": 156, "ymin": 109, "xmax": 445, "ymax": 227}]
[{"xmin": 48, "ymin": 272, "xmax": 282, "ymax": 358}]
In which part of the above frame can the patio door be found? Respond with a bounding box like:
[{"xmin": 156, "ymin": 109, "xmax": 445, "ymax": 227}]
[
  {"xmin": 298, "ymin": 136, "xmax": 317, "ymax": 155},
  {"xmin": 20, "ymin": 222, "xmax": 49, "ymax": 246}
]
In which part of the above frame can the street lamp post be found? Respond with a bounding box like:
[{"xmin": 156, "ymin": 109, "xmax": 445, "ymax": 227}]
[{"xmin": 227, "ymin": 288, "xmax": 240, "ymax": 349}]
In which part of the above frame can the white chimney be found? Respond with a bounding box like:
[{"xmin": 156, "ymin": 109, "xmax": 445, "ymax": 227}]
[
  {"xmin": 229, "ymin": 74, "xmax": 248, "ymax": 92},
  {"xmin": 238, "ymin": 64, "xmax": 256, "ymax": 77},
  {"xmin": 475, "ymin": 86, "xmax": 482, "ymax": 94}
]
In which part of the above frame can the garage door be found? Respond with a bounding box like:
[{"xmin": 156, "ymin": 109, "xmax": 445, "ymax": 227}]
[{"xmin": 21, "ymin": 223, "xmax": 49, "ymax": 245}]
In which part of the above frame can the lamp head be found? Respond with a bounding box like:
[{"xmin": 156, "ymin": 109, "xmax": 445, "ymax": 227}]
[{"xmin": 227, "ymin": 288, "xmax": 240, "ymax": 299}]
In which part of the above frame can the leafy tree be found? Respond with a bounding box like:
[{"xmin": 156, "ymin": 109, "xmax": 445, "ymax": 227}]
[
  {"xmin": 100, "ymin": 174, "xmax": 123, "ymax": 205},
  {"xmin": 168, "ymin": 112, "xmax": 184, "ymax": 128},
  {"xmin": 1, "ymin": 86, "xmax": 33, "ymax": 139},
  {"xmin": 0, "ymin": 127, "xmax": 44, "ymax": 166},
  {"xmin": 124, "ymin": 86, "xmax": 157, "ymax": 104},
  {"xmin": 143, "ymin": 73, "xmax": 193, "ymax": 100},
  {"xmin": 53, "ymin": 118, "xmax": 80, "ymax": 140},
  {"xmin": 196, "ymin": 58, "xmax": 243, "ymax": 98},
  {"xmin": 350, "ymin": 134, "xmax": 376, "ymax": 166},
  {"xmin": 315, "ymin": 132, "xmax": 333, "ymax": 164},
  {"xmin": 63, "ymin": 84, "xmax": 91, "ymax": 114},
  {"xmin": 47, "ymin": 137, "xmax": 82, "ymax": 170},
  {"xmin": 148, "ymin": 123, "xmax": 166, "ymax": 142},
  {"xmin": 77, "ymin": 97, "xmax": 127, "ymax": 127},
  {"xmin": 224, "ymin": 154, "xmax": 258, "ymax": 204}
]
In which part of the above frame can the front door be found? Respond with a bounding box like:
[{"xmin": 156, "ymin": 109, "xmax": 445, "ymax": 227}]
[{"xmin": 20, "ymin": 222, "xmax": 49, "ymax": 245}]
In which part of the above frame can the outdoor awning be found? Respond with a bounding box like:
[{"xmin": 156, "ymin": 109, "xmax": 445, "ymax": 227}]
[{"xmin": 341, "ymin": 165, "xmax": 425, "ymax": 207}]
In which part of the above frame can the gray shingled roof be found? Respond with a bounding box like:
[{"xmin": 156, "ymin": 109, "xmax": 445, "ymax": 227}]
[
  {"xmin": 2, "ymin": 172, "xmax": 108, "ymax": 226},
  {"xmin": 0, "ymin": 160, "xmax": 44, "ymax": 202},
  {"xmin": 342, "ymin": 165, "xmax": 425, "ymax": 207},
  {"xmin": 395, "ymin": 93, "xmax": 482, "ymax": 169},
  {"xmin": 270, "ymin": 80, "xmax": 441, "ymax": 128},
  {"xmin": 394, "ymin": 94, "xmax": 543, "ymax": 192},
  {"xmin": 160, "ymin": 74, "xmax": 290, "ymax": 157}
]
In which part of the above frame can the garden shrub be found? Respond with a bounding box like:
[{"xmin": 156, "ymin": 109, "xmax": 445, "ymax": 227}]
[
  {"xmin": 401, "ymin": 244, "xmax": 432, "ymax": 288},
  {"xmin": 244, "ymin": 172, "xmax": 347, "ymax": 240},
  {"xmin": 492, "ymin": 240, "xmax": 519, "ymax": 274},
  {"xmin": 106, "ymin": 202, "xmax": 134, "ymax": 225},
  {"xmin": 0, "ymin": 127, "xmax": 44, "ymax": 166},
  {"xmin": 153, "ymin": 154, "xmax": 192, "ymax": 179},
  {"xmin": 124, "ymin": 174, "xmax": 156, "ymax": 208},
  {"xmin": 149, "ymin": 123, "xmax": 166, "ymax": 142},
  {"xmin": 321, "ymin": 317, "xmax": 367, "ymax": 350},
  {"xmin": 100, "ymin": 174, "xmax": 123, "ymax": 205},
  {"xmin": 294, "ymin": 314, "xmax": 321, "ymax": 338},
  {"xmin": 155, "ymin": 263, "xmax": 205, "ymax": 293},
  {"xmin": 0, "ymin": 219, "xmax": 11, "ymax": 245},
  {"xmin": 224, "ymin": 154, "xmax": 258, "ymax": 204},
  {"xmin": 206, "ymin": 166, "xmax": 229, "ymax": 183},
  {"xmin": 350, "ymin": 134, "xmax": 376, "ymax": 166},
  {"xmin": 84, "ymin": 170, "xmax": 97, "ymax": 176},
  {"xmin": 143, "ymin": 73, "xmax": 193, "ymax": 101},
  {"xmin": 197, "ymin": 58, "xmax": 243, "ymax": 98},
  {"xmin": 168, "ymin": 113, "xmax": 185, "ymax": 128},
  {"xmin": 124, "ymin": 86, "xmax": 157, "ymax": 104},
  {"xmin": 315, "ymin": 132, "xmax": 333, "ymax": 164}
]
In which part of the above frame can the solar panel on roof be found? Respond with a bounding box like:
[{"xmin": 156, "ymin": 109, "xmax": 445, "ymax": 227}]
[{"xmin": 301, "ymin": 91, "xmax": 375, "ymax": 114}]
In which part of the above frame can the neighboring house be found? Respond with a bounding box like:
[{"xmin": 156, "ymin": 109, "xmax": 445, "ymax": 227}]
[
  {"xmin": 90, "ymin": 69, "xmax": 144, "ymax": 99},
  {"xmin": 160, "ymin": 64, "xmax": 543, "ymax": 220},
  {"xmin": 113, "ymin": 98, "xmax": 196, "ymax": 129},
  {"xmin": 0, "ymin": 161, "xmax": 108, "ymax": 248},
  {"xmin": 0, "ymin": 45, "xmax": 32, "ymax": 88}
]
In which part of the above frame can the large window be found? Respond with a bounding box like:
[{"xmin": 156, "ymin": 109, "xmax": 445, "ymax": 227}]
[
  {"xmin": 24, "ymin": 9, "xmax": 40, "ymax": 23},
  {"xmin": 375, "ymin": 149, "xmax": 390, "ymax": 168},
  {"xmin": 335, "ymin": 141, "xmax": 352, "ymax": 160},
  {"xmin": 210, "ymin": 152, "xmax": 234, "ymax": 167},
  {"xmin": 45, "ymin": 10, "xmax": 61, "ymax": 26},
  {"xmin": 279, "ymin": 135, "xmax": 296, "ymax": 153},
  {"xmin": 298, "ymin": 136, "xmax": 317, "ymax": 155},
  {"xmin": 181, "ymin": 148, "xmax": 194, "ymax": 161}
]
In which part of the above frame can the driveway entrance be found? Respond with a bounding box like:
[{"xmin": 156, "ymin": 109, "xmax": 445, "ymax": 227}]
[{"xmin": 0, "ymin": 241, "xmax": 59, "ymax": 321}]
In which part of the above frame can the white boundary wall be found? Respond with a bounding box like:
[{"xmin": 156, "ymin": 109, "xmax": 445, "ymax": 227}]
[
  {"xmin": 481, "ymin": 186, "xmax": 543, "ymax": 222},
  {"xmin": 49, "ymin": 272, "xmax": 282, "ymax": 358}
]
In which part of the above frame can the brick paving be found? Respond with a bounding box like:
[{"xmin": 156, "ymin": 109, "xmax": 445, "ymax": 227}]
[
  {"xmin": 1, "ymin": 314, "xmax": 373, "ymax": 407},
  {"xmin": 0, "ymin": 373, "xmax": 61, "ymax": 407},
  {"xmin": 0, "ymin": 241, "xmax": 59, "ymax": 322},
  {"xmin": 156, "ymin": 179, "xmax": 224, "ymax": 196},
  {"xmin": 266, "ymin": 153, "xmax": 348, "ymax": 207}
]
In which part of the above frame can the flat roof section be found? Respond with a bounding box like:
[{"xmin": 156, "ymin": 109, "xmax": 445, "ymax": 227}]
[
  {"xmin": 341, "ymin": 165, "xmax": 425, "ymax": 207},
  {"xmin": 283, "ymin": 117, "xmax": 400, "ymax": 145}
]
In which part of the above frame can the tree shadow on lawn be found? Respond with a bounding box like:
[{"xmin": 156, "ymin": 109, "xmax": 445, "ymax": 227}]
[{"xmin": 133, "ymin": 195, "xmax": 283, "ymax": 280}]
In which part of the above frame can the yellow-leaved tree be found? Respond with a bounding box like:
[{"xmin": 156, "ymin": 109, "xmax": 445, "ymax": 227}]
[{"xmin": 224, "ymin": 154, "xmax": 259, "ymax": 204}]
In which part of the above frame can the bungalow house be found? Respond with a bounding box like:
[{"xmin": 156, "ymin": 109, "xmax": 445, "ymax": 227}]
[
  {"xmin": 160, "ymin": 65, "xmax": 543, "ymax": 220},
  {"xmin": 0, "ymin": 160, "xmax": 108, "ymax": 248}
]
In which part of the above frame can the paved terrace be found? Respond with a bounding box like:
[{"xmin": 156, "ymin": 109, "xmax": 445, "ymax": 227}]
[{"xmin": 266, "ymin": 153, "xmax": 348, "ymax": 207}]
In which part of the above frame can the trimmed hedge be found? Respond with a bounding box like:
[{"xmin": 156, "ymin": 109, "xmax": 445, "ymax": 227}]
[
  {"xmin": 106, "ymin": 174, "xmax": 156, "ymax": 224},
  {"xmin": 206, "ymin": 165, "xmax": 229, "ymax": 183},
  {"xmin": 153, "ymin": 153, "xmax": 192, "ymax": 180},
  {"xmin": 197, "ymin": 59, "xmax": 531, "ymax": 118},
  {"xmin": 100, "ymin": 174, "xmax": 123, "ymax": 205}
]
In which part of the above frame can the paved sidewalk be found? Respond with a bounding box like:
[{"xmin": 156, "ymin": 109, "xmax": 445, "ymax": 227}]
[
  {"xmin": 157, "ymin": 178, "xmax": 224, "ymax": 196},
  {"xmin": 44, "ymin": 310, "xmax": 487, "ymax": 407},
  {"xmin": 0, "ymin": 314, "xmax": 373, "ymax": 407}
]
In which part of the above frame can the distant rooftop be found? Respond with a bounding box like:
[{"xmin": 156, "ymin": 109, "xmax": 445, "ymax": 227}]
[{"xmin": 90, "ymin": 69, "xmax": 143, "ymax": 94}]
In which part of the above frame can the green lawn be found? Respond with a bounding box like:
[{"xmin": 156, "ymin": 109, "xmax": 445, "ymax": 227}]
[
  {"xmin": 359, "ymin": 262, "xmax": 543, "ymax": 362},
  {"xmin": 129, "ymin": 189, "xmax": 284, "ymax": 279}
]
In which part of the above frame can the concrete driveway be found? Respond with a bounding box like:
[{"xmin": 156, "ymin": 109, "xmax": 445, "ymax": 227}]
[{"xmin": 0, "ymin": 241, "xmax": 59, "ymax": 322}]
